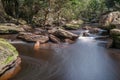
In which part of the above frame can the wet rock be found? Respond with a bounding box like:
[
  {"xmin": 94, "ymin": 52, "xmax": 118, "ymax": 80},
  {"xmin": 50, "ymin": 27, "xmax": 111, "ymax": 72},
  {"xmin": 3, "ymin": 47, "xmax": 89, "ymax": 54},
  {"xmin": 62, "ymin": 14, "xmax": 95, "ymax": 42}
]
[
  {"xmin": 99, "ymin": 11, "xmax": 120, "ymax": 29},
  {"xmin": 49, "ymin": 34, "xmax": 60, "ymax": 43},
  {"xmin": 107, "ymin": 39, "xmax": 113, "ymax": 48},
  {"xmin": 112, "ymin": 36, "xmax": 120, "ymax": 49},
  {"xmin": 82, "ymin": 26, "xmax": 101, "ymax": 34},
  {"xmin": 110, "ymin": 29, "xmax": 120, "ymax": 48},
  {"xmin": 0, "ymin": 38, "xmax": 21, "ymax": 80},
  {"xmin": 18, "ymin": 32, "xmax": 49, "ymax": 43},
  {"xmin": 110, "ymin": 29, "xmax": 120, "ymax": 36},
  {"xmin": 0, "ymin": 57, "xmax": 21, "ymax": 80},
  {"xmin": 0, "ymin": 23, "xmax": 24, "ymax": 34},
  {"xmin": 65, "ymin": 39, "xmax": 74, "ymax": 44},
  {"xmin": 82, "ymin": 32, "xmax": 90, "ymax": 37},
  {"xmin": 89, "ymin": 28, "xmax": 101, "ymax": 34},
  {"xmin": 82, "ymin": 26, "xmax": 92, "ymax": 30},
  {"xmin": 49, "ymin": 28, "xmax": 78, "ymax": 40}
]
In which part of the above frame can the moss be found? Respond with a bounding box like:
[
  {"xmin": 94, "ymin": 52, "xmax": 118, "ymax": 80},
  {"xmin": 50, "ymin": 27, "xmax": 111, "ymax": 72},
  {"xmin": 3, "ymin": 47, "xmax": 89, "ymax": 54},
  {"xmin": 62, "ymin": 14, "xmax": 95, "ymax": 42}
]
[
  {"xmin": 63, "ymin": 24, "xmax": 80, "ymax": 30},
  {"xmin": 0, "ymin": 38, "xmax": 18, "ymax": 66},
  {"xmin": 0, "ymin": 24, "xmax": 24, "ymax": 34}
]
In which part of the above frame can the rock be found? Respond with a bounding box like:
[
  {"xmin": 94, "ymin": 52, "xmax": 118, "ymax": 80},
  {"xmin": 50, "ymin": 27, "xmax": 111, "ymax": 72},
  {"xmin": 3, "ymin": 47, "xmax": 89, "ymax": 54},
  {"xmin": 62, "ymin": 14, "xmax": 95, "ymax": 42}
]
[
  {"xmin": 113, "ymin": 36, "xmax": 120, "ymax": 49},
  {"xmin": 107, "ymin": 39, "xmax": 113, "ymax": 48},
  {"xmin": 65, "ymin": 39, "xmax": 74, "ymax": 44},
  {"xmin": 89, "ymin": 28, "xmax": 101, "ymax": 34},
  {"xmin": 63, "ymin": 24, "xmax": 80, "ymax": 30},
  {"xmin": 0, "ymin": 38, "xmax": 21, "ymax": 80},
  {"xmin": 0, "ymin": 57, "xmax": 21, "ymax": 80},
  {"xmin": 34, "ymin": 28, "xmax": 47, "ymax": 35},
  {"xmin": 110, "ymin": 29, "xmax": 120, "ymax": 36},
  {"xmin": 82, "ymin": 32, "xmax": 90, "ymax": 37},
  {"xmin": 99, "ymin": 11, "xmax": 120, "ymax": 29},
  {"xmin": 82, "ymin": 26, "xmax": 92, "ymax": 30},
  {"xmin": 49, "ymin": 28, "xmax": 78, "ymax": 40},
  {"xmin": 17, "ymin": 19, "xmax": 27, "ymax": 25},
  {"xmin": 18, "ymin": 32, "xmax": 49, "ymax": 43},
  {"xmin": 0, "ymin": 23, "xmax": 24, "ymax": 34},
  {"xmin": 49, "ymin": 34, "xmax": 60, "ymax": 43},
  {"xmin": 110, "ymin": 29, "xmax": 120, "ymax": 48},
  {"xmin": 48, "ymin": 28, "xmax": 57, "ymax": 34},
  {"xmin": 19, "ymin": 25, "xmax": 32, "ymax": 32}
]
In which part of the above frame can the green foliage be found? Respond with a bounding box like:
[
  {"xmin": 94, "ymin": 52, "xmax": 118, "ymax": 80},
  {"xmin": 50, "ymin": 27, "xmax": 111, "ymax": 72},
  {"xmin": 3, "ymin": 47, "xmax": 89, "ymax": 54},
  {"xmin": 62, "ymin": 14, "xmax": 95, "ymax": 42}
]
[{"xmin": 1, "ymin": 0, "xmax": 120, "ymax": 25}]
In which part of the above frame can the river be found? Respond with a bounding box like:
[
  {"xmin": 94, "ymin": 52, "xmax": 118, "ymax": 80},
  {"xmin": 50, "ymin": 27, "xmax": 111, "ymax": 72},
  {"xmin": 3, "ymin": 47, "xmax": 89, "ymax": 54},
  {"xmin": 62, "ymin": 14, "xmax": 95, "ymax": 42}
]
[{"xmin": 1, "ymin": 31, "xmax": 120, "ymax": 80}]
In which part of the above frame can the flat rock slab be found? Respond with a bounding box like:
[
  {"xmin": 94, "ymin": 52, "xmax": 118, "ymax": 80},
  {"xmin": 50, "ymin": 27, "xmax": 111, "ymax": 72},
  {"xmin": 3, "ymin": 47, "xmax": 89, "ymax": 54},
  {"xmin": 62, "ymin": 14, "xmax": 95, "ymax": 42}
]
[{"xmin": 18, "ymin": 32, "xmax": 49, "ymax": 43}]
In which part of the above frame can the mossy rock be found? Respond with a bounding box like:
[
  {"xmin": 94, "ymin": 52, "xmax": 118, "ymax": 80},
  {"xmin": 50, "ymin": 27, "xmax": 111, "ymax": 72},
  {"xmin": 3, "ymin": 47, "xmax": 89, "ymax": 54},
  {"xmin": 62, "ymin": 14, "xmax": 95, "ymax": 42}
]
[
  {"xmin": 18, "ymin": 19, "xmax": 27, "ymax": 25},
  {"xmin": 0, "ymin": 38, "xmax": 18, "ymax": 73},
  {"xmin": 0, "ymin": 24, "xmax": 24, "ymax": 34},
  {"xmin": 63, "ymin": 24, "xmax": 80, "ymax": 30},
  {"xmin": 110, "ymin": 29, "xmax": 120, "ymax": 37},
  {"xmin": 113, "ymin": 36, "xmax": 120, "ymax": 48}
]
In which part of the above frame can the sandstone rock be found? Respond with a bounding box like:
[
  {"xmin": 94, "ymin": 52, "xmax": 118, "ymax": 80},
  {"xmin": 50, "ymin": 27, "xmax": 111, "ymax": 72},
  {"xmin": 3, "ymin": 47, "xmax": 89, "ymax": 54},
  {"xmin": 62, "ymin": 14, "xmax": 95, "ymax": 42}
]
[
  {"xmin": 82, "ymin": 26, "xmax": 92, "ymax": 30},
  {"xmin": 50, "ymin": 28, "xmax": 78, "ymax": 40},
  {"xmin": 107, "ymin": 39, "xmax": 113, "ymax": 48},
  {"xmin": 0, "ymin": 23, "xmax": 24, "ymax": 34},
  {"xmin": 20, "ymin": 25, "xmax": 32, "ymax": 32},
  {"xmin": 63, "ymin": 24, "xmax": 80, "ymax": 30},
  {"xmin": 113, "ymin": 36, "xmax": 120, "ymax": 49},
  {"xmin": 89, "ymin": 28, "xmax": 101, "ymax": 34},
  {"xmin": 0, "ymin": 57, "xmax": 21, "ymax": 80},
  {"xmin": 18, "ymin": 19, "xmax": 27, "ymax": 25},
  {"xmin": 110, "ymin": 29, "xmax": 120, "ymax": 36},
  {"xmin": 49, "ymin": 34, "xmax": 60, "ymax": 43},
  {"xmin": 0, "ymin": 38, "xmax": 21, "ymax": 80},
  {"xmin": 99, "ymin": 11, "xmax": 120, "ymax": 29},
  {"xmin": 65, "ymin": 39, "xmax": 74, "ymax": 44},
  {"xmin": 18, "ymin": 32, "xmax": 49, "ymax": 43}
]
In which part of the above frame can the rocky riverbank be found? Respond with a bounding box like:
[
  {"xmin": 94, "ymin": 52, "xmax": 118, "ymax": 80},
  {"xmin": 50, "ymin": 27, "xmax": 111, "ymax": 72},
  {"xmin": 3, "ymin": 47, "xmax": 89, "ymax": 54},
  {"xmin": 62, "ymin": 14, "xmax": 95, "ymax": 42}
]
[{"xmin": 0, "ymin": 38, "xmax": 21, "ymax": 80}]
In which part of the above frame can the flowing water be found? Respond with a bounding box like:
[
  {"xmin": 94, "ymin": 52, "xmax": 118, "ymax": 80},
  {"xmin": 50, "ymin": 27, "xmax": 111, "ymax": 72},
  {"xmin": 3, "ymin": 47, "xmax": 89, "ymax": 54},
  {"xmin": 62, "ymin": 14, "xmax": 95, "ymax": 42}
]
[{"xmin": 1, "ymin": 31, "xmax": 120, "ymax": 80}]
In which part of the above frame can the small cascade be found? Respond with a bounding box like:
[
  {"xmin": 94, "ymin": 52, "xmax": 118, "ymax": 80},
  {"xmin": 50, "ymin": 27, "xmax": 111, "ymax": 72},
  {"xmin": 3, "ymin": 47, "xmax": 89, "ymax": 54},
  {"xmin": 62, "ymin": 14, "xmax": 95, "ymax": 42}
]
[{"xmin": 78, "ymin": 30, "xmax": 94, "ymax": 41}]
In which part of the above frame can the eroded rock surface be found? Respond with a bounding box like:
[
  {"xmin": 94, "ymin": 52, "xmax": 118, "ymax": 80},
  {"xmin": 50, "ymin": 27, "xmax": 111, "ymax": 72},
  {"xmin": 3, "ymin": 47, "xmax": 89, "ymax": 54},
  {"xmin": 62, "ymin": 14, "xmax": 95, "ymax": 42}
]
[
  {"xmin": 99, "ymin": 11, "xmax": 120, "ymax": 29},
  {"xmin": 18, "ymin": 32, "xmax": 49, "ymax": 43}
]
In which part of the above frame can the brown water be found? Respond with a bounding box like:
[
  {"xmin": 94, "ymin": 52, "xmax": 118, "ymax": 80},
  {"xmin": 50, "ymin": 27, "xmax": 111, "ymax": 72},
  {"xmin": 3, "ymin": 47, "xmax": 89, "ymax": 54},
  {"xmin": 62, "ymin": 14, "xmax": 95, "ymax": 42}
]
[{"xmin": 1, "ymin": 33, "xmax": 120, "ymax": 80}]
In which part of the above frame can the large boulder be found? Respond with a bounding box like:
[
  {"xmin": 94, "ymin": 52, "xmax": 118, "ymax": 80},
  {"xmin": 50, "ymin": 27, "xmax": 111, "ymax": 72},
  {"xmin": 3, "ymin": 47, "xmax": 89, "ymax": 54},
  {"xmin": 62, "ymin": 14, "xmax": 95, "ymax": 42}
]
[
  {"xmin": 63, "ymin": 20, "xmax": 83, "ymax": 30},
  {"xmin": 110, "ymin": 29, "xmax": 120, "ymax": 36},
  {"xmin": 49, "ymin": 34, "xmax": 60, "ymax": 43},
  {"xmin": 48, "ymin": 28, "xmax": 78, "ymax": 40},
  {"xmin": 99, "ymin": 11, "xmax": 120, "ymax": 29},
  {"xmin": 112, "ymin": 36, "xmax": 120, "ymax": 49},
  {"xmin": 110, "ymin": 29, "xmax": 120, "ymax": 48},
  {"xmin": 0, "ymin": 23, "xmax": 24, "ymax": 34},
  {"xmin": 0, "ymin": 38, "xmax": 21, "ymax": 80},
  {"xmin": 18, "ymin": 32, "xmax": 49, "ymax": 43}
]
